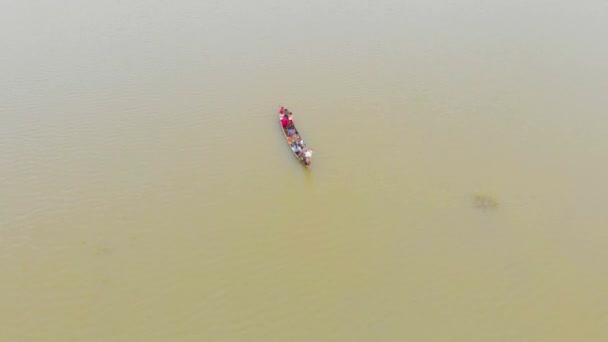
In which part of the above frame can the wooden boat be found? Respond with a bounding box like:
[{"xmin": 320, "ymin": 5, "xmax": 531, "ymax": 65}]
[{"xmin": 278, "ymin": 108, "xmax": 312, "ymax": 167}]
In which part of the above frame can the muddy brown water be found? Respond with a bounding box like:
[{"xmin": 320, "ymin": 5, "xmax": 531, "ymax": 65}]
[{"xmin": 2, "ymin": 1, "xmax": 607, "ymax": 340}]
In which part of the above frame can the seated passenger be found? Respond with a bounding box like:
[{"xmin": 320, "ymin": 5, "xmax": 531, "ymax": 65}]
[
  {"xmin": 287, "ymin": 113, "xmax": 294, "ymax": 128},
  {"xmin": 281, "ymin": 116, "xmax": 289, "ymax": 128},
  {"xmin": 304, "ymin": 148, "xmax": 313, "ymax": 165}
]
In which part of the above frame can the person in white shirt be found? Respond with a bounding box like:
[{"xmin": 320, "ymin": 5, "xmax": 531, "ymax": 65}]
[{"xmin": 304, "ymin": 148, "xmax": 313, "ymax": 165}]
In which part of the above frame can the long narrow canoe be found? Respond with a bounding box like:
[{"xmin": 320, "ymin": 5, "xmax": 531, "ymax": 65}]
[{"xmin": 278, "ymin": 108, "xmax": 312, "ymax": 167}]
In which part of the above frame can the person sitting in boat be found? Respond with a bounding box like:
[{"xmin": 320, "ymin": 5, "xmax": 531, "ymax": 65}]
[
  {"xmin": 281, "ymin": 116, "xmax": 290, "ymax": 129},
  {"xmin": 292, "ymin": 143, "xmax": 302, "ymax": 155},
  {"xmin": 304, "ymin": 148, "xmax": 313, "ymax": 165},
  {"xmin": 280, "ymin": 106, "xmax": 285, "ymax": 115},
  {"xmin": 287, "ymin": 112, "xmax": 294, "ymax": 129},
  {"xmin": 287, "ymin": 128, "xmax": 296, "ymax": 136}
]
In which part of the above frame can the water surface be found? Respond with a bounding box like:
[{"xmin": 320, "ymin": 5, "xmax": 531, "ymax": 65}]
[{"xmin": 1, "ymin": 0, "xmax": 607, "ymax": 340}]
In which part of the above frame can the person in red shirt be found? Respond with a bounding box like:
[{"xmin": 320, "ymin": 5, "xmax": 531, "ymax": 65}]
[
  {"xmin": 281, "ymin": 116, "xmax": 289, "ymax": 128},
  {"xmin": 287, "ymin": 112, "xmax": 294, "ymax": 128},
  {"xmin": 279, "ymin": 106, "xmax": 285, "ymax": 114}
]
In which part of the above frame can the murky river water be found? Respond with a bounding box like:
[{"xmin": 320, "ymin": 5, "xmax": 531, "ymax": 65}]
[{"xmin": 2, "ymin": 0, "xmax": 608, "ymax": 340}]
